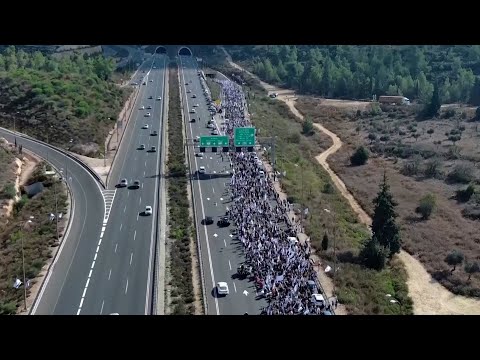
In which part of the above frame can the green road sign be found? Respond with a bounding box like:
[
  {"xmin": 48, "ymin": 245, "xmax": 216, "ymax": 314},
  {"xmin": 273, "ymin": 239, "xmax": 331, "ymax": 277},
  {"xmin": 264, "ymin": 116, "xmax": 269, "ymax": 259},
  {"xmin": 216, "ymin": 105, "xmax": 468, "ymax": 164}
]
[
  {"xmin": 200, "ymin": 136, "xmax": 229, "ymax": 147},
  {"xmin": 234, "ymin": 127, "xmax": 256, "ymax": 147}
]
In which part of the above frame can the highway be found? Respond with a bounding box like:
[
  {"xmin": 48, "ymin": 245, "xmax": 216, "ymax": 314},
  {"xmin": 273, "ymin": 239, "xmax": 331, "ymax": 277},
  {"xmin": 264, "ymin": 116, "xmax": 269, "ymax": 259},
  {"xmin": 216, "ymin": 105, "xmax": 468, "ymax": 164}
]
[
  {"xmin": 0, "ymin": 128, "xmax": 104, "ymax": 315},
  {"xmin": 179, "ymin": 56, "xmax": 266, "ymax": 315},
  {"xmin": 76, "ymin": 54, "xmax": 168, "ymax": 315}
]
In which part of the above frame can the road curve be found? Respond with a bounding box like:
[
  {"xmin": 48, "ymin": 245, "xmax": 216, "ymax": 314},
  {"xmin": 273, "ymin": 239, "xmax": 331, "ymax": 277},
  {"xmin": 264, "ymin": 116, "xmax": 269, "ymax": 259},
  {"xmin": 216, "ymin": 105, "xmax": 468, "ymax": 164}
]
[{"xmin": 0, "ymin": 128, "xmax": 105, "ymax": 315}]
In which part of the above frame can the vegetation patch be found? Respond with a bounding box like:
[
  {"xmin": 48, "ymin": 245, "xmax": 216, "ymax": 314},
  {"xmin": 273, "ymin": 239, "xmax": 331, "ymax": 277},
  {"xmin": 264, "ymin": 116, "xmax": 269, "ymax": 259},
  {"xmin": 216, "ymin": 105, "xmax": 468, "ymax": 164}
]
[{"xmin": 166, "ymin": 62, "xmax": 195, "ymax": 314}]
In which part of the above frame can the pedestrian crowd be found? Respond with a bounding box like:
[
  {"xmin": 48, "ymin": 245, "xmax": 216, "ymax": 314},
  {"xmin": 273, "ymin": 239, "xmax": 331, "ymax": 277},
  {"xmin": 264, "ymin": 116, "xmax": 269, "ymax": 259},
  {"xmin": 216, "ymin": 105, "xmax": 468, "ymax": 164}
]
[{"xmin": 218, "ymin": 79, "xmax": 333, "ymax": 315}]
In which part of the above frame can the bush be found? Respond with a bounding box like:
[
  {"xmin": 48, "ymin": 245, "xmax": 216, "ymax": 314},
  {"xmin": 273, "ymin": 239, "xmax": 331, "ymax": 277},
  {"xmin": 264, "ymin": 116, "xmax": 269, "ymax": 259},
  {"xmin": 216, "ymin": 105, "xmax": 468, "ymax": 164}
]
[
  {"xmin": 321, "ymin": 232, "xmax": 329, "ymax": 251},
  {"xmin": 368, "ymin": 133, "xmax": 377, "ymax": 141},
  {"xmin": 1, "ymin": 183, "xmax": 17, "ymax": 200},
  {"xmin": 416, "ymin": 194, "xmax": 436, "ymax": 220},
  {"xmin": 427, "ymin": 129, "xmax": 434, "ymax": 136},
  {"xmin": 350, "ymin": 146, "xmax": 369, "ymax": 166},
  {"xmin": 287, "ymin": 132, "xmax": 301, "ymax": 143},
  {"xmin": 360, "ymin": 237, "xmax": 388, "ymax": 270},
  {"xmin": 302, "ymin": 118, "xmax": 314, "ymax": 136},
  {"xmin": 401, "ymin": 155, "xmax": 421, "ymax": 176},
  {"xmin": 445, "ymin": 250, "xmax": 464, "ymax": 273},
  {"xmin": 322, "ymin": 182, "xmax": 335, "ymax": 194},
  {"xmin": 444, "ymin": 108, "xmax": 456, "ymax": 119},
  {"xmin": 447, "ymin": 164, "xmax": 475, "ymax": 184},
  {"xmin": 0, "ymin": 301, "xmax": 17, "ymax": 315},
  {"xmin": 379, "ymin": 135, "xmax": 390, "ymax": 142},
  {"xmin": 398, "ymin": 130, "xmax": 406, "ymax": 136},
  {"xmin": 461, "ymin": 111, "xmax": 467, "ymax": 119},
  {"xmin": 424, "ymin": 158, "xmax": 442, "ymax": 178}
]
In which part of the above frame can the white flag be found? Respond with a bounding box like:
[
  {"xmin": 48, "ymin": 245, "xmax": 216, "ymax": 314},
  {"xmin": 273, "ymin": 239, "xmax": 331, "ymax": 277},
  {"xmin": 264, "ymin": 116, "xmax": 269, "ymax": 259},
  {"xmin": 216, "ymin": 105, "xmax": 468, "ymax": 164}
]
[{"xmin": 13, "ymin": 278, "xmax": 22, "ymax": 289}]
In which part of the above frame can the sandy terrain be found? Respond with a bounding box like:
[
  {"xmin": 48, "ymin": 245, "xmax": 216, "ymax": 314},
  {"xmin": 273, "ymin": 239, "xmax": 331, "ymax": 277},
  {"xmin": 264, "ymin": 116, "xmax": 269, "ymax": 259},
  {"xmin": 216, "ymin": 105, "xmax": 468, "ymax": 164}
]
[{"xmin": 223, "ymin": 49, "xmax": 480, "ymax": 315}]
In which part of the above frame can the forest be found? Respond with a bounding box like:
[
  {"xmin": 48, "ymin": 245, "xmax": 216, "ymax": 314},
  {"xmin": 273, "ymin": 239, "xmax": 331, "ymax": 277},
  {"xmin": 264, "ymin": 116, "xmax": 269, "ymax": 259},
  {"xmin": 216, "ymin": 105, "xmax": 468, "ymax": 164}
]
[{"xmin": 227, "ymin": 45, "xmax": 480, "ymax": 105}]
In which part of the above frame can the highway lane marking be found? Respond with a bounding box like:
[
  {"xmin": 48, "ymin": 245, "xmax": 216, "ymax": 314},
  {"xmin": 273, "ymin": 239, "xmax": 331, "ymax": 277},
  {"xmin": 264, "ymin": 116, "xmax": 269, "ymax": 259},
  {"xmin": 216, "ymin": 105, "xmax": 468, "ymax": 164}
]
[
  {"xmin": 145, "ymin": 160, "xmax": 147, "ymax": 167},
  {"xmin": 89, "ymin": 269, "xmax": 93, "ymax": 278},
  {"xmin": 233, "ymin": 282, "xmax": 237, "ymax": 293},
  {"xmin": 137, "ymin": 213, "xmax": 139, "ymax": 221},
  {"xmin": 212, "ymin": 187, "xmax": 215, "ymax": 194},
  {"xmin": 125, "ymin": 278, "xmax": 129, "ymax": 294},
  {"xmin": 127, "ymin": 191, "xmax": 129, "ymax": 198},
  {"xmin": 91, "ymin": 260, "xmax": 95, "ymax": 269},
  {"xmin": 100, "ymin": 300, "xmax": 104, "ymax": 315},
  {"xmin": 108, "ymin": 269, "xmax": 112, "ymax": 280},
  {"xmin": 94, "ymin": 253, "xmax": 97, "ymax": 261},
  {"xmin": 79, "ymin": 297, "xmax": 84, "ymax": 309},
  {"xmin": 144, "ymin": 170, "xmax": 146, "ymax": 176},
  {"xmin": 228, "ymin": 260, "xmax": 232, "ymax": 270},
  {"xmin": 134, "ymin": 230, "xmax": 137, "ymax": 241},
  {"xmin": 124, "ymin": 205, "xmax": 127, "ymax": 213},
  {"xmin": 102, "ymin": 226, "xmax": 106, "ymax": 232},
  {"xmin": 115, "ymin": 243, "xmax": 118, "ymax": 253},
  {"xmin": 82, "ymin": 287, "xmax": 87, "ymax": 298},
  {"xmin": 224, "ymin": 239, "xmax": 227, "ymax": 247},
  {"xmin": 96, "ymin": 245, "xmax": 100, "ymax": 253},
  {"xmin": 142, "ymin": 183, "xmax": 144, "ymax": 189},
  {"xmin": 120, "ymin": 223, "xmax": 123, "ymax": 231},
  {"xmin": 180, "ymin": 58, "xmax": 220, "ymax": 315},
  {"xmin": 100, "ymin": 231, "xmax": 104, "ymax": 238},
  {"xmin": 139, "ymin": 196, "xmax": 142, "ymax": 205},
  {"xmin": 130, "ymin": 253, "xmax": 133, "ymax": 265},
  {"xmin": 98, "ymin": 238, "xmax": 102, "ymax": 246}
]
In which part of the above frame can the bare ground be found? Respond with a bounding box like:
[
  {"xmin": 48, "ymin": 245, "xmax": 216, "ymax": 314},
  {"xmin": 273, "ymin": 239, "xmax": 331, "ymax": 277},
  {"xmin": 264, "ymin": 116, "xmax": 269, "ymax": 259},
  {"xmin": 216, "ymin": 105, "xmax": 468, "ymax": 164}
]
[{"xmin": 224, "ymin": 50, "xmax": 480, "ymax": 315}]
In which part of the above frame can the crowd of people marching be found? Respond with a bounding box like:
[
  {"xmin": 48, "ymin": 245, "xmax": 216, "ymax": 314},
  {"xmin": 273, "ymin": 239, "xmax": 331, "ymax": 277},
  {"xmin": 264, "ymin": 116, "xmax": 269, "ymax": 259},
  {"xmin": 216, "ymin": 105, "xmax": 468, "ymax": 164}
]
[{"xmin": 217, "ymin": 78, "xmax": 333, "ymax": 315}]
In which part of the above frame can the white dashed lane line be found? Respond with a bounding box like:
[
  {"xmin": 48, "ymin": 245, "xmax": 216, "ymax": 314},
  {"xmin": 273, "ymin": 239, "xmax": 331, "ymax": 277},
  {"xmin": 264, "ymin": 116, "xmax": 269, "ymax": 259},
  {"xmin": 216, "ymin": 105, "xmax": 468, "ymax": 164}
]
[
  {"xmin": 223, "ymin": 239, "xmax": 227, "ymax": 247},
  {"xmin": 108, "ymin": 269, "xmax": 112, "ymax": 280},
  {"xmin": 228, "ymin": 260, "xmax": 232, "ymax": 271},
  {"xmin": 130, "ymin": 253, "xmax": 133, "ymax": 265},
  {"xmin": 233, "ymin": 282, "xmax": 237, "ymax": 293},
  {"xmin": 125, "ymin": 278, "xmax": 129, "ymax": 294},
  {"xmin": 115, "ymin": 243, "xmax": 118, "ymax": 253},
  {"xmin": 100, "ymin": 300, "xmax": 104, "ymax": 315},
  {"xmin": 120, "ymin": 223, "xmax": 123, "ymax": 231},
  {"xmin": 134, "ymin": 230, "xmax": 137, "ymax": 241}
]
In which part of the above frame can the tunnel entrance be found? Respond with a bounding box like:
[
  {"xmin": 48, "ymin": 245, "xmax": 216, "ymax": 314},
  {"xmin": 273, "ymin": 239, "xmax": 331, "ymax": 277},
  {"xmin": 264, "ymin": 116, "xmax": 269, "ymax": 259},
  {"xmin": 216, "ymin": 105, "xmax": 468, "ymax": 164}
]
[
  {"xmin": 178, "ymin": 47, "xmax": 193, "ymax": 56},
  {"xmin": 155, "ymin": 46, "xmax": 167, "ymax": 54}
]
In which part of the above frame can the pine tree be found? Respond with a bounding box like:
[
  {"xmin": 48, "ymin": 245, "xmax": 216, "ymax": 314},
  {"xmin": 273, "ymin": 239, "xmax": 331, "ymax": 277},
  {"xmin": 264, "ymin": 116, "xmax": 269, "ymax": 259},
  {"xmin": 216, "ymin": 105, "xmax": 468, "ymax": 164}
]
[
  {"xmin": 423, "ymin": 82, "xmax": 441, "ymax": 118},
  {"xmin": 321, "ymin": 232, "xmax": 329, "ymax": 251},
  {"xmin": 371, "ymin": 172, "xmax": 401, "ymax": 257},
  {"xmin": 469, "ymin": 77, "xmax": 480, "ymax": 106}
]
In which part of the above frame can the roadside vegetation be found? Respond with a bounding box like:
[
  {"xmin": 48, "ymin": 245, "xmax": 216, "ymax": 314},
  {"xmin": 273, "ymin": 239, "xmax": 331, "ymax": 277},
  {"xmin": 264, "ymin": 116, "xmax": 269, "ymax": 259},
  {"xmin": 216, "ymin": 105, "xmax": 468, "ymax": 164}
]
[
  {"xmin": 228, "ymin": 45, "xmax": 480, "ymax": 105},
  {"xmin": 205, "ymin": 78, "xmax": 221, "ymax": 102},
  {"xmin": 296, "ymin": 96, "xmax": 480, "ymax": 298},
  {"xmin": 0, "ymin": 158, "xmax": 68, "ymax": 314},
  {"xmin": 0, "ymin": 46, "xmax": 130, "ymax": 156},
  {"xmin": 165, "ymin": 61, "xmax": 195, "ymax": 314},
  {"xmin": 208, "ymin": 59, "xmax": 412, "ymax": 314}
]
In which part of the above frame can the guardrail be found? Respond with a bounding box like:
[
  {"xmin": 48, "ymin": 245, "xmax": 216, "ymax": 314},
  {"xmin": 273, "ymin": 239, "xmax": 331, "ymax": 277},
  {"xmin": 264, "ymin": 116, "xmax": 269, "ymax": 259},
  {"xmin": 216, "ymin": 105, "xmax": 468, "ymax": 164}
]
[{"xmin": 0, "ymin": 128, "xmax": 105, "ymax": 189}]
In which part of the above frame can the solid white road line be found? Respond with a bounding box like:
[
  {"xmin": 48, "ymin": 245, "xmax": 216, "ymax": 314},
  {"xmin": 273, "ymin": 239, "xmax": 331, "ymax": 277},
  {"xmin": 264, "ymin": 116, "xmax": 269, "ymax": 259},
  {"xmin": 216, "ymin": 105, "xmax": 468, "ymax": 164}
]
[
  {"xmin": 224, "ymin": 239, "xmax": 227, "ymax": 247},
  {"xmin": 233, "ymin": 282, "xmax": 237, "ymax": 293},
  {"xmin": 115, "ymin": 243, "xmax": 118, "ymax": 253},
  {"xmin": 130, "ymin": 252, "xmax": 133, "ymax": 265},
  {"xmin": 108, "ymin": 269, "xmax": 112, "ymax": 280},
  {"xmin": 137, "ymin": 213, "xmax": 139, "ymax": 221},
  {"xmin": 134, "ymin": 230, "xmax": 137, "ymax": 241},
  {"xmin": 125, "ymin": 278, "xmax": 129, "ymax": 294},
  {"xmin": 228, "ymin": 260, "xmax": 232, "ymax": 271}
]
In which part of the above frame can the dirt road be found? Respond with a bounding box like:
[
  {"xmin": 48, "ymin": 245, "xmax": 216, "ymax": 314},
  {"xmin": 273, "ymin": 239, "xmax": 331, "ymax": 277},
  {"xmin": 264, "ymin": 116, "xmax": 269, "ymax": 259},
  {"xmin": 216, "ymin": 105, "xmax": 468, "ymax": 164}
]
[{"xmin": 222, "ymin": 48, "xmax": 480, "ymax": 315}]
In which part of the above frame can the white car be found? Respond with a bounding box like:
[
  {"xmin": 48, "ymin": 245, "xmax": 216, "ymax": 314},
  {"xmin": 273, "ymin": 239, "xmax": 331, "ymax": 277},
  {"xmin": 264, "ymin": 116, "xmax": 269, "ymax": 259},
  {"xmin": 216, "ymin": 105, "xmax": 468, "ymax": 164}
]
[
  {"xmin": 147, "ymin": 105, "xmax": 152, "ymax": 109},
  {"xmin": 259, "ymin": 170, "xmax": 265, "ymax": 178},
  {"xmin": 140, "ymin": 105, "xmax": 145, "ymax": 110},
  {"xmin": 196, "ymin": 152, "xmax": 203, "ymax": 157},
  {"xmin": 145, "ymin": 112, "xmax": 151, "ymax": 117},
  {"xmin": 156, "ymin": 97, "xmax": 162, "ymax": 101},
  {"xmin": 142, "ymin": 124, "xmax": 149, "ymax": 129},
  {"xmin": 187, "ymin": 89, "xmax": 192, "ymax": 93},
  {"xmin": 212, "ymin": 130, "xmax": 219, "ymax": 135},
  {"xmin": 190, "ymin": 109, "xmax": 196, "ymax": 114},
  {"xmin": 216, "ymin": 282, "xmax": 229, "ymax": 296},
  {"xmin": 193, "ymin": 104, "xmax": 199, "ymax": 107},
  {"xmin": 198, "ymin": 166, "xmax": 206, "ymax": 174},
  {"xmin": 145, "ymin": 206, "xmax": 153, "ymax": 216}
]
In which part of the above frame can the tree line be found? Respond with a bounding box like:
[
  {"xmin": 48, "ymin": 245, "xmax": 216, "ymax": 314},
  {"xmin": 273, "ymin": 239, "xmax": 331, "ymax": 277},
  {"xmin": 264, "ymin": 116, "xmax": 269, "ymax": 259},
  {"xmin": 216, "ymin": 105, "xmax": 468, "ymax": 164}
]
[{"xmin": 228, "ymin": 45, "xmax": 480, "ymax": 105}]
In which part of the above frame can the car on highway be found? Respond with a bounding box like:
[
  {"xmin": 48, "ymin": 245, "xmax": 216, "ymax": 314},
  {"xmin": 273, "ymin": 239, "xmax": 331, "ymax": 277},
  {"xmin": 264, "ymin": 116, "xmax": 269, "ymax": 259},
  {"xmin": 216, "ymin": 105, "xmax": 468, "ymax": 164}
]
[
  {"xmin": 212, "ymin": 130, "xmax": 219, "ymax": 135},
  {"xmin": 216, "ymin": 282, "xmax": 229, "ymax": 296},
  {"xmin": 145, "ymin": 206, "xmax": 153, "ymax": 216},
  {"xmin": 139, "ymin": 144, "xmax": 146, "ymax": 150},
  {"xmin": 193, "ymin": 136, "xmax": 200, "ymax": 143},
  {"xmin": 145, "ymin": 112, "xmax": 151, "ymax": 117},
  {"xmin": 190, "ymin": 109, "xmax": 196, "ymax": 114},
  {"xmin": 150, "ymin": 146, "xmax": 157, "ymax": 152},
  {"xmin": 207, "ymin": 123, "xmax": 215, "ymax": 129},
  {"xmin": 149, "ymin": 95, "xmax": 153, "ymax": 99},
  {"xmin": 147, "ymin": 105, "xmax": 152, "ymax": 109},
  {"xmin": 203, "ymin": 216, "xmax": 214, "ymax": 225},
  {"xmin": 193, "ymin": 104, "xmax": 199, "ymax": 107},
  {"xmin": 153, "ymin": 66, "xmax": 156, "ymax": 69},
  {"xmin": 190, "ymin": 118, "xmax": 196, "ymax": 123},
  {"xmin": 196, "ymin": 152, "xmax": 203, "ymax": 157},
  {"xmin": 149, "ymin": 79, "xmax": 153, "ymax": 83},
  {"xmin": 217, "ymin": 217, "xmax": 230, "ymax": 227},
  {"xmin": 131, "ymin": 180, "xmax": 140, "ymax": 189},
  {"xmin": 119, "ymin": 178, "xmax": 128, "ymax": 187},
  {"xmin": 187, "ymin": 89, "xmax": 192, "ymax": 93},
  {"xmin": 198, "ymin": 166, "xmax": 206, "ymax": 174},
  {"xmin": 156, "ymin": 97, "xmax": 162, "ymax": 101},
  {"xmin": 140, "ymin": 105, "xmax": 145, "ymax": 110},
  {"xmin": 142, "ymin": 124, "xmax": 149, "ymax": 129},
  {"xmin": 185, "ymin": 82, "xmax": 189, "ymax": 85},
  {"xmin": 192, "ymin": 94, "xmax": 197, "ymax": 98},
  {"xmin": 151, "ymin": 130, "xmax": 158, "ymax": 136},
  {"xmin": 109, "ymin": 313, "xmax": 120, "ymax": 315}
]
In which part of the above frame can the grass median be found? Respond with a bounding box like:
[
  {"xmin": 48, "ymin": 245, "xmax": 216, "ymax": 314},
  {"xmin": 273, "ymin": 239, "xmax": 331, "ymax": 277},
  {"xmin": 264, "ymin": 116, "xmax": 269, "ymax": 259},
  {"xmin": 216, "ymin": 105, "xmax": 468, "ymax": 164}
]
[
  {"xmin": 209, "ymin": 60, "xmax": 413, "ymax": 314},
  {"xmin": 165, "ymin": 61, "xmax": 195, "ymax": 314}
]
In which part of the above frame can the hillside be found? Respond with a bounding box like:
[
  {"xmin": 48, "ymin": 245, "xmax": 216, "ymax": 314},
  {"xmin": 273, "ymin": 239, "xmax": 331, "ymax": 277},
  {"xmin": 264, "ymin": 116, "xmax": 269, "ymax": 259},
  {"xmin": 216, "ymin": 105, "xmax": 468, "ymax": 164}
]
[
  {"xmin": 0, "ymin": 46, "xmax": 130, "ymax": 157},
  {"xmin": 227, "ymin": 45, "xmax": 480, "ymax": 105}
]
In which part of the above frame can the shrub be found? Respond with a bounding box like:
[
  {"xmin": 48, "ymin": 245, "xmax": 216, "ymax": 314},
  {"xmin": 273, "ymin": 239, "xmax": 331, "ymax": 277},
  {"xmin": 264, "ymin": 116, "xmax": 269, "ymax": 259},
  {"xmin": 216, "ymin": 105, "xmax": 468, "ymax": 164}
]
[
  {"xmin": 445, "ymin": 250, "xmax": 464, "ymax": 273},
  {"xmin": 427, "ymin": 129, "xmax": 434, "ymax": 136},
  {"xmin": 1, "ymin": 183, "xmax": 17, "ymax": 200},
  {"xmin": 444, "ymin": 108, "xmax": 456, "ymax": 118},
  {"xmin": 398, "ymin": 130, "xmax": 406, "ymax": 136},
  {"xmin": 461, "ymin": 111, "xmax": 467, "ymax": 119},
  {"xmin": 456, "ymin": 184, "xmax": 476, "ymax": 202},
  {"xmin": 401, "ymin": 155, "xmax": 421, "ymax": 176},
  {"xmin": 288, "ymin": 132, "xmax": 301, "ymax": 143},
  {"xmin": 464, "ymin": 262, "xmax": 480, "ymax": 281},
  {"xmin": 416, "ymin": 194, "xmax": 436, "ymax": 220},
  {"xmin": 379, "ymin": 135, "xmax": 390, "ymax": 142},
  {"xmin": 302, "ymin": 118, "xmax": 314, "ymax": 136},
  {"xmin": 321, "ymin": 232, "xmax": 329, "ymax": 251},
  {"xmin": 322, "ymin": 182, "xmax": 335, "ymax": 194},
  {"xmin": 360, "ymin": 237, "xmax": 388, "ymax": 270},
  {"xmin": 368, "ymin": 133, "xmax": 377, "ymax": 141},
  {"xmin": 0, "ymin": 301, "xmax": 17, "ymax": 315},
  {"xmin": 350, "ymin": 146, "xmax": 369, "ymax": 166},
  {"xmin": 458, "ymin": 125, "xmax": 466, "ymax": 132},
  {"xmin": 424, "ymin": 158, "xmax": 442, "ymax": 178},
  {"xmin": 447, "ymin": 164, "xmax": 474, "ymax": 184}
]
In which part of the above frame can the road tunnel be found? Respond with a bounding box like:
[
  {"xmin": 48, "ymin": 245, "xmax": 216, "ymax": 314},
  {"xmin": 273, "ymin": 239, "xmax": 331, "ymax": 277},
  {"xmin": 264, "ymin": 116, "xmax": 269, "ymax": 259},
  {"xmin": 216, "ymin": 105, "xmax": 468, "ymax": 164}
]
[
  {"xmin": 155, "ymin": 46, "xmax": 167, "ymax": 54},
  {"xmin": 178, "ymin": 47, "xmax": 193, "ymax": 56}
]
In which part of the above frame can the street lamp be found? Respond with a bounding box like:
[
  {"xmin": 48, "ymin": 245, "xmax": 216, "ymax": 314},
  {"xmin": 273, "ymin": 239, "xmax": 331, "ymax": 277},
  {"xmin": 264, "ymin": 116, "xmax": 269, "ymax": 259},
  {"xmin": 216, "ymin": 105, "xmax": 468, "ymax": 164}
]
[
  {"xmin": 323, "ymin": 208, "xmax": 337, "ymax": 297},
  {"xmin": 19, "ymin": 217, "xmax": 34, "ymax": 311}
]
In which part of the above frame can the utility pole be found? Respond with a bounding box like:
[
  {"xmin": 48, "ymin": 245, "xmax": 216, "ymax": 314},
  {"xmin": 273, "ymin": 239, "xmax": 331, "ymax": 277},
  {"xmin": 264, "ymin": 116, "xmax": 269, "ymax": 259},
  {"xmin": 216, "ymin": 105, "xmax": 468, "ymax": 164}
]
[{"xmin": 20, "ymin": 232, "xmax": 27, "ymax": 311}]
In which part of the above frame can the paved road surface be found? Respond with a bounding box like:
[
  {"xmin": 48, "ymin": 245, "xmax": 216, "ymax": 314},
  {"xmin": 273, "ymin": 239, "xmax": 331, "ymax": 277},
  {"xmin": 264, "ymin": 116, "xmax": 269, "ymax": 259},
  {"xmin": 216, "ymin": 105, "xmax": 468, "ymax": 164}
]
[
  {"xmin": 0, "ymin": 128, "xmax": 104, "ymax": 315},
  {"xmin": 179, "ymin": 56, "xmax": 265, "ymax": 315},
  {"xmin": 76, "ymin": 54, "xmax": 168, "ymax": 315}
]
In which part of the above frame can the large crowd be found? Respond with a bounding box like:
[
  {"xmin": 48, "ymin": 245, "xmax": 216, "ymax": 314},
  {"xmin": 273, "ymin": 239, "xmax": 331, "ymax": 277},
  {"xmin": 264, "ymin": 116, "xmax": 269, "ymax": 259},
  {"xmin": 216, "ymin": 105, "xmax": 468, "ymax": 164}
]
[{"xmin": 217, "ymin": 79, "xmax": 333, "ymax": 315}]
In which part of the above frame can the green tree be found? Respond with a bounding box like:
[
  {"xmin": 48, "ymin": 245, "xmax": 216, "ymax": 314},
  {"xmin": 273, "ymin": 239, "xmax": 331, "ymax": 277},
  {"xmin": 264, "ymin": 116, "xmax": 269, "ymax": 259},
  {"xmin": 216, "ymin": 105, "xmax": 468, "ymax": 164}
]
[
  {"xmin": 445, "ymin": 250, "xmax": 464, "ymax": 273},
  {"xmin": 423, "ymin": 82, "xmax": 441, "ymax": 118},
  {"xmin": 464, "ymin": 262, "xmax": 480, "ymax": 281},
  {"xmin": 416, "ymin": 193, "xmax": 436, "ymax": 220},
  {"xmin": 476, "ymin": 106, "xmax": 480, "ymax": 120},
  {"xmin": 302, "ymin": 118, "xmax": 314, "ymax": 135},
  {"xmin": 469, "ymin": 77, "xmax": 480, "ymax": 106},
  {"xmin": 350, "ymin": 146, "xmax": 369, "ymax": 166},
  {"xmin": 427, "ymin": 129, "xmax": 434, "ymax": 137},
  {"xmin": 371, "ymin": 173, "xmax": 401, "ymax": 257},
  {"xmin": 321, "ymin": 232, "xmax": 329, "ymax": 251},
  {"xmin": 417, "ymin": 71, "xmax": 434, "ymax": 103},
  {"xmin": 360, "ymin": 236, "xmax": 388, "ymax": 270}
]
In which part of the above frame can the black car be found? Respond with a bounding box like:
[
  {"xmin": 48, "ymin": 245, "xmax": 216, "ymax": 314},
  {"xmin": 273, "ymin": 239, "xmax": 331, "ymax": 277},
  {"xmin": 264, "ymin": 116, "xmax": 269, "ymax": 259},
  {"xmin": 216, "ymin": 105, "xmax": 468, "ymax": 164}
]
[
  {"xmin": 217, "ymin": 217, "xmax": 230, "ymax": 227},
  {"xmin": 190, "ymin": 118, "xmax": 196, "ymax": 123},
  {"xmin": 203, "ymin": 216, "xmax": 214, "ymax": 225}
]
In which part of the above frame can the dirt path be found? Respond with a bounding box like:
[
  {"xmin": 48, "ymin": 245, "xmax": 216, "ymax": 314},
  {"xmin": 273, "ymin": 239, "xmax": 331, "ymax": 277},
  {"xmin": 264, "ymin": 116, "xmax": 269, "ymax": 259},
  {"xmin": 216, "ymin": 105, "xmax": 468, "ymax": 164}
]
[{"xmin": 222, "ymin": 48, "xmax": 480, "ymax": 315}]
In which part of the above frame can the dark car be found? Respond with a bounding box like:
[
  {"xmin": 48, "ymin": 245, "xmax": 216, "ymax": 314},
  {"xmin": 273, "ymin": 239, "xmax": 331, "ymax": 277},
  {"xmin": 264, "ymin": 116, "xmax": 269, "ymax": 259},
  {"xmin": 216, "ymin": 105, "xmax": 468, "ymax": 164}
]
[
  {"xmin": 131, "ymin": 180, "xmax": 140, "ymax": 189},
  {"xmin": 190, "ymin": 118, "xmax": 196, "ymax": 123},
  {"xmin": 217, "ymin": 217, "xmax": 230, "ymax": 227},
  {"xmin": 151, "ymin": 130, "xmax": 158, "ymax": 136},
  {"xmin": 202, "ymin": 216, "xmax": 214, "ymax": 225}
]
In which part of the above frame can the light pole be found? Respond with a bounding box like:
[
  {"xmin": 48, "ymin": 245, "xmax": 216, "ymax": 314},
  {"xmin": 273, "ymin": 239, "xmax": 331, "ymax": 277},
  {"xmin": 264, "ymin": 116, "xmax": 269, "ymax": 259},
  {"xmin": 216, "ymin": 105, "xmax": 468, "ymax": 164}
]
[
  {"xmin": 20, "ymin": 217, "xmax": 34, "ymax": 311},
  {"xmin": 324, "ymin": 208, "xmax": 337, "ymax": 297}
]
